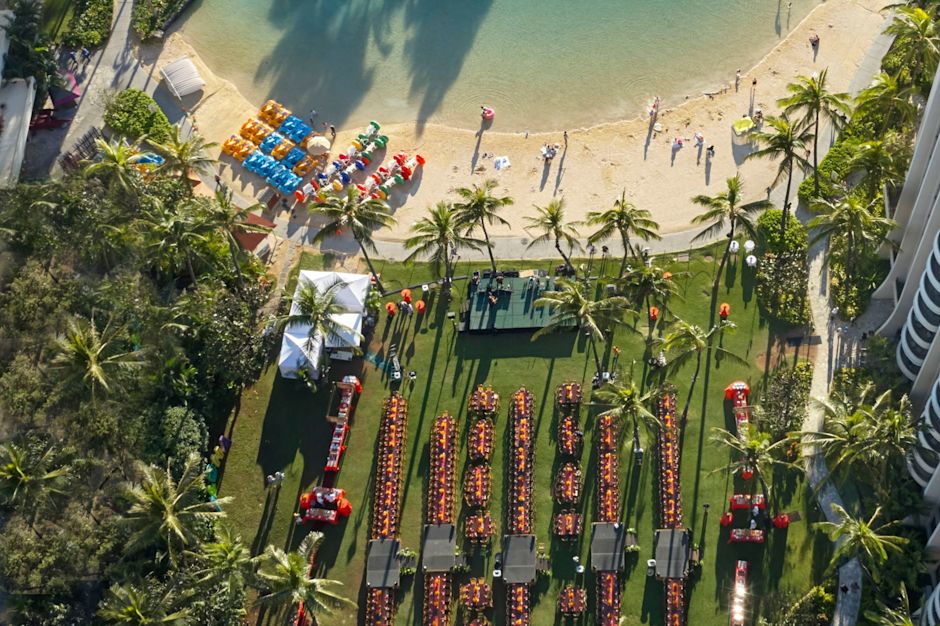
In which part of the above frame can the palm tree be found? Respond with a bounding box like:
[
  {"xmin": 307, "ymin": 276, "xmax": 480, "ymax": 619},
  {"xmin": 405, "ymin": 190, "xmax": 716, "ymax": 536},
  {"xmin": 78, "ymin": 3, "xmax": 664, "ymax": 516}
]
[
  {"xmin": 452, "ymin": 179, "xmax": 514, "ymax": 275},
  {"xmin": 532, "ymin": 278, "xmax": 629, "ymax": 373},
  {"xmin": 803, "ymin": 387, "xmax": 919, "ymax": 490},
  {"xmin": 310, "ymin": 188, "xmax": 396, "ymax": 294},
  {"xmin": 617, "ymin": 259, "xmax": 681, "ymax": 336},
  {"xmin": 204, "ymin": 188, "xmax": 270, "ymax": 286},
  {"xmin": 884, "ymin": 6, "xmax": 940, "ymax": 88},
  {"xmin": 190, "ymin": 523, "xmax": 256, "ymax": 597},
  {"xmin": 404, "ymin": 202, "xmax": 484, "ymax": 291},
  {"xmin": 593, "ymin": 373, "xmax": 662, "ymax": 440},
  {"xmin": 0, "ymin": 441, "xmax": 69, "ymax": 535},
  {"xmin": 691, "ymin": 175, "xmax": 771, "ymax": 291},
  {"xmin": 778, "ymin": 69, "xmax": 851, "ymax": 195},
  {"xmin": 847, "ymin": 135, "xmax": 912, "ymax": 196},
  {"xmin": 254, "ymin": 532, "xmax": 356, "ymax": 618},
  {"xmin": 525, "ymin": 198, "xmax": 582, "ymax": 274},
  {"xmin": 278, "ymin": 279, "xmax": 361, "ymax": 353},
  {"xmin": 586, "ymin": 191, "xmax": 661, "ymax": 275},
  {"xmin": 139, "ymin": 200, "xmax": 215, "ymax": 285},
  {"xmin": 854, "ymin": 72, "xmax": 919, "ymax": 134},
  {"xmin": 51, "ymin": 315, "xmax": 148, "ymax": 399},
  {"xmin": 808, "ymin": 195, "xmax": 896, "ymax": 305},
  {"xmin": 661, "ymin": 318, "xmax": 744, "ymax": 419},
  {"xmin": 150, "ymin": 124, "xmax": 218, "ymax": 182},
  {"xmin": 97, "ymin": 582, "xmax": 188, "ymax": 625},
  {"xmin": 745, "ymin": 114, "xmax": 813, "ymax": 225},
  {"xmin": 864, "ymin": 584, "xmax": 915, "ymax": 626},
  {"xmin": 121, "ymin": 452, "xmax": 230, "ymax": 564},
  {"xmin": 815, "ymin": 503, "xmax": 907, "ymax": 579},
  {"xmin": 710, "ymin": 426, "xmax": 796, "ymax": 502},
  {"xmin": 83, "ymin": 136, "xmax": 144, "ymax": 195}
]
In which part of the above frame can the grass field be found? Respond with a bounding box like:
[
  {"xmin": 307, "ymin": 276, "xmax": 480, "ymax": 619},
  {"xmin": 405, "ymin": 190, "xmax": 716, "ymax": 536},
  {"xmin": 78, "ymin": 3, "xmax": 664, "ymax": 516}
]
[
  {"xmin": 40, "ymin": 0, "xmax": 74, "ymax": 42},
  {"xmin": 219, "ymin": 246, "xmax": 828, "ymax": 626}
]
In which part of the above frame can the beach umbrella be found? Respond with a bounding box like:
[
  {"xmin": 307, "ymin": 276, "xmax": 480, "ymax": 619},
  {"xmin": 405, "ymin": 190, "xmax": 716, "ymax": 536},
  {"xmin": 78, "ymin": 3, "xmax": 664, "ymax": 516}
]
[{"xmin": 306, "ymin": 135, "xmax": 332, "ymax": 156}]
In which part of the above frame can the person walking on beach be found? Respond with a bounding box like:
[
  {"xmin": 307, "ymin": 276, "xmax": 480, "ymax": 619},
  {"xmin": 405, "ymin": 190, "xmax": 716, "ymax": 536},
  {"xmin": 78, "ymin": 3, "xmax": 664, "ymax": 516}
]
[
  {"xmin": 563, "ymin": 130, "xmax": 568, "ymax": 146},
  {"xmin": 329, "ymin": 125, "xmax": 336, "ymax": 141},
  {"xmin": 308, "ymin": 109, "xmax": 317, "ymax": 124},
  {"xmin": 735, "ymin": 69, "xmax": 741, "ymax": 91}
]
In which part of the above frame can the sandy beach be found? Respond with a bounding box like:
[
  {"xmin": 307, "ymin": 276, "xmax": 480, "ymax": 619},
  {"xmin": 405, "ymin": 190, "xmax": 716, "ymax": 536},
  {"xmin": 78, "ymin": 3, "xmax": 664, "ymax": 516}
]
[{"xmin": 137, "ymin": 0, "xmax": 888, "ymax": 242}]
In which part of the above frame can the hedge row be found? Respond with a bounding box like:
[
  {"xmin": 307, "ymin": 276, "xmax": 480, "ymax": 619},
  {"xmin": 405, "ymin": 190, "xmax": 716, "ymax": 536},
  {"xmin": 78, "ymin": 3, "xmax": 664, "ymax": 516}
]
[{"xmin": 755, "ymin": 209, "xmax": 811, "ymax": 326}]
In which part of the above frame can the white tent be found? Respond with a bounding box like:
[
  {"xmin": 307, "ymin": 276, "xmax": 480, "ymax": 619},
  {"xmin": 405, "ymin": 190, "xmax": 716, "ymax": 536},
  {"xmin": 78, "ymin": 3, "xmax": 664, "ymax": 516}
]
[
  {"xmin": 277, "ymin": 271, "xmax": 371, "ymax": 379},
  {"xmin": 160, "ymin": 57, "xmax": 206, "ymax": 99}
]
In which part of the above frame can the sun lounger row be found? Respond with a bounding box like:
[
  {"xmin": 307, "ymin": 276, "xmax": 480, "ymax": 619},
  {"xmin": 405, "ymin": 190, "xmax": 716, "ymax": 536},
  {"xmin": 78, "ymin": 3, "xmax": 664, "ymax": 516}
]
[{"xmin": 427, "ymin": 413, "xmax": 456, "ymax": 525}]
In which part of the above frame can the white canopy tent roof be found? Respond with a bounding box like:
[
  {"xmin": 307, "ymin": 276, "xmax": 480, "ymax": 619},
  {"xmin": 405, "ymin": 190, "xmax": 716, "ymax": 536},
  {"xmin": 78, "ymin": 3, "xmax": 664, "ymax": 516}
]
[
  {"xmin": 277, "ymin": 271, "xmax": 371, "ymax": 379},
  {"xmin": 160, "ymin": 57, "xmax": 206, "ymax": 100}
]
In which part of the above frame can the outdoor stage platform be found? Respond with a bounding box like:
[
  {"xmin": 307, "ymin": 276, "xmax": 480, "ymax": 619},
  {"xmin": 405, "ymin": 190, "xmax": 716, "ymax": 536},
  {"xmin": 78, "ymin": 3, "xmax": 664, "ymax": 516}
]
[{"xmin": 460, "ymin": 271, "xmax": 562, "ymax": 333}]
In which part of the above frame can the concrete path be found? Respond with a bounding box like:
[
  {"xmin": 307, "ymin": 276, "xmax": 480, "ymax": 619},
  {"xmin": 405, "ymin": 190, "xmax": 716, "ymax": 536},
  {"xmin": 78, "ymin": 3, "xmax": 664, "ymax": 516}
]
[{"xmin": 796, "ymin": 22, "xmax": 895, "ymax": 626}]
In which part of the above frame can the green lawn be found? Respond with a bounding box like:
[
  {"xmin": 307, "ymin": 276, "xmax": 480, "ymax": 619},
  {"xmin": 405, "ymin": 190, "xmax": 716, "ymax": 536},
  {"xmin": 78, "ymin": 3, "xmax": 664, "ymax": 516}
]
[
  {"xmin": 219, "ymin": 246, "xmax": 826, "ymax": 625},
  {"xmin": 40, "ymin": 0, "xmax": 74, "ymax": 42}
]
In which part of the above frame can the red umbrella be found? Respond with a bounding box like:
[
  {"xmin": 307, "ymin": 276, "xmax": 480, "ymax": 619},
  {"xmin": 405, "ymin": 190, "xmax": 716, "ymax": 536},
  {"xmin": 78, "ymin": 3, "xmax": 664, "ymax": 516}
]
[
  {"xmin": 385, "ymin": 302, "xmax": 397, "ymax": 316},
  {"xmin": 337, "ymin": 497, "xmax": 352, "ymax": 517},
  {"xmin": 299, "ymin": 492, "xmax": 312, "ymax": 509},
  {"xmin": 719, "ymin": 302, "xmax": 731, "ymax": 319},
  {"xmin": 402, "ymin": 288, "xmax": 412, "ymax": 304},
  {"xmin": 416, "ymin": 300, "xmax": 426, "ymax": 314}
]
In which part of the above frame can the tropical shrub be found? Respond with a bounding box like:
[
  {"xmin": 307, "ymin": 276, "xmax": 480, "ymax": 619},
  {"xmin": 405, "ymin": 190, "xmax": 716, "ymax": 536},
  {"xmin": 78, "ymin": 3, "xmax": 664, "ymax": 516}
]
[
  {"xmin": 828, "ymin": 235, "xmax": 890, "ymax": 320},
  {"xmin": 757, "ymin": 209, "xmax": 807, "ymax": 254},
  {"xmin": 132, "ymin": 0, "xmax": 188, "ymax": 39},
  {"xmin": 798, "ymin": 139, "xmax": 857, "ymax": 204},
  {"xmin": 64, "ymin": 0, "xmax": 113, "ymax": 48},
  {"xmin": 758, "ymin": 586, "xmax": 834, "ymax": 626},
  {"xmin": 755, "ymin": 210, "xmax": 810, "ymax": 325},
  {"xmin": 758, "ymin": 360, "xmax": 812, "ymax": 442},
  {"xmin": 103, "ymin": 88, "xmax": 173, "ymax": 142}
]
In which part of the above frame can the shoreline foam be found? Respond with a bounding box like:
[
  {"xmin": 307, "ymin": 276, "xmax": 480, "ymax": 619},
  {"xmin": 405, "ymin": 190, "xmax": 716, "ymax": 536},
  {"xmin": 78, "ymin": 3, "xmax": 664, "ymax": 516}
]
[{"xmin": 137, "ymin": 0, "xmax": 887, "ymax": 240}]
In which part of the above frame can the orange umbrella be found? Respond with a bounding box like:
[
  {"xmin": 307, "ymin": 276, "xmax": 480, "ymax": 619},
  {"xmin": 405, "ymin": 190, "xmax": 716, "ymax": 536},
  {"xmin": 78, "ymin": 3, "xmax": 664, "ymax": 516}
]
[
  {"xmin": 385, "ymin": 302, "xmax": 397, "ymax": 316},
  {"xmin": 401, "ymin": 288, "xmax": 412, "ymax": 303},
  {"xmin": 416, "ymin": 300, "xmax": 426, "ymax": 314}
]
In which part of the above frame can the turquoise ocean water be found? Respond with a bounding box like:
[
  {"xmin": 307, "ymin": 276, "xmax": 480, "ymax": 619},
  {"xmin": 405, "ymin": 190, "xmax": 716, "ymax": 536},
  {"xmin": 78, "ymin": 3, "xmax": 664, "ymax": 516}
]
[{"xmin": 180, "ymin": 0, "xmax": 819, "ymax": 131}]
